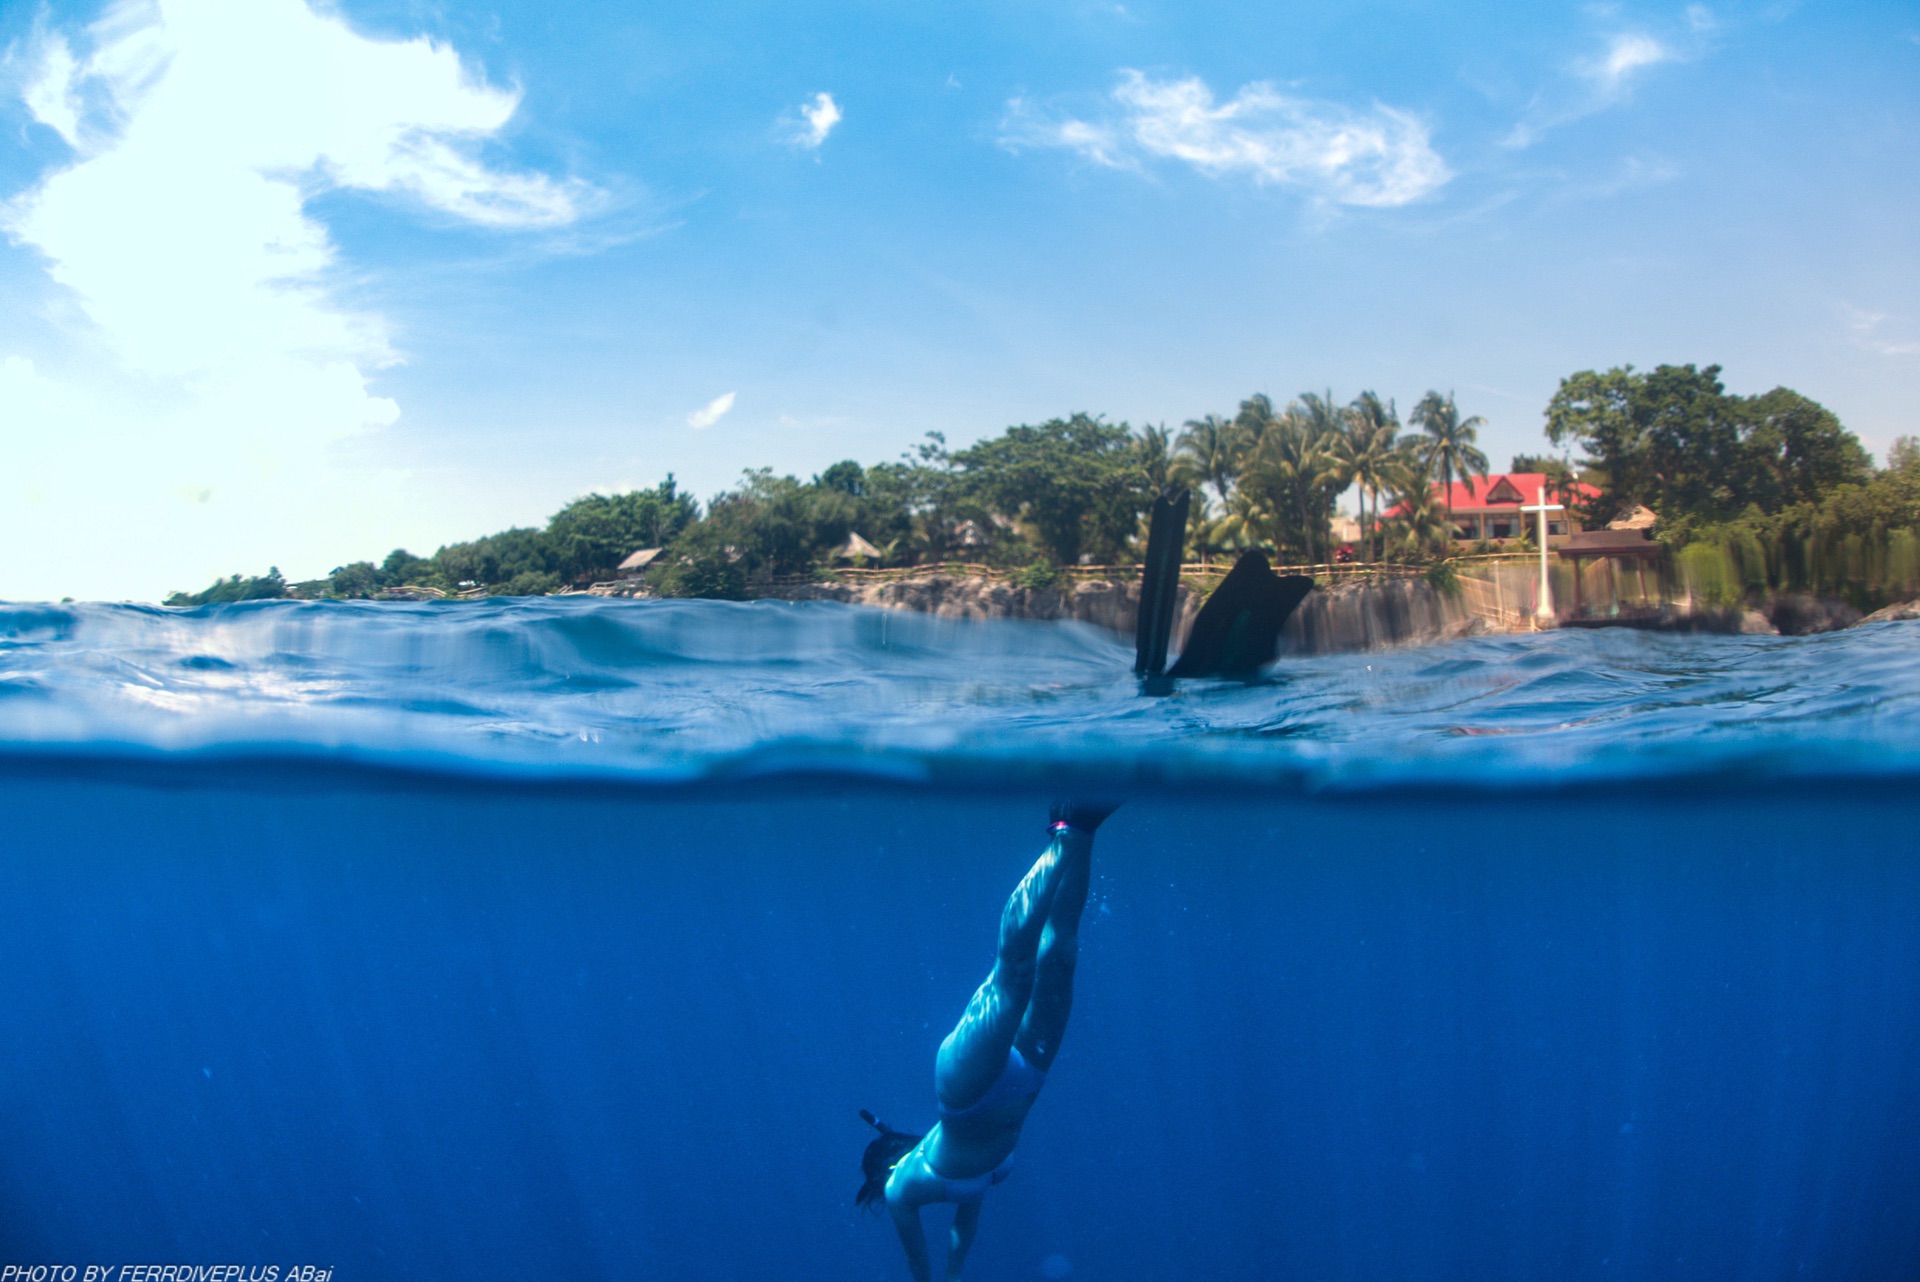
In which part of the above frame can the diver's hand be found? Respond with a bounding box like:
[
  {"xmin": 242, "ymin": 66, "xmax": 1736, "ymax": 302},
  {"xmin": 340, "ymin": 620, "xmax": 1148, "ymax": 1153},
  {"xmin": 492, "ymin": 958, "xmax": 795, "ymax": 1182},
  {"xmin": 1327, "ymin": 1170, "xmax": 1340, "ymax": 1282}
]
[{"xmin": 1049, "ymin": 800, "xmax": 1121, "ymax": 833}]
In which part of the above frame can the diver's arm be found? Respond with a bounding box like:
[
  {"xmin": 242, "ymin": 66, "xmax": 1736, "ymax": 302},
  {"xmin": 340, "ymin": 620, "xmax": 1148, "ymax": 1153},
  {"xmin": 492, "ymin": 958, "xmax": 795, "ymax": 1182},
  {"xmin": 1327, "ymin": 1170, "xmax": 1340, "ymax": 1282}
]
[
  {"xmin": 945, "ymin": 1200, "xmax": 983, "ymax": 1282},
  {"xmin": 888, "ymin": 1196, "xmax": 934, "ymax": 1282}
]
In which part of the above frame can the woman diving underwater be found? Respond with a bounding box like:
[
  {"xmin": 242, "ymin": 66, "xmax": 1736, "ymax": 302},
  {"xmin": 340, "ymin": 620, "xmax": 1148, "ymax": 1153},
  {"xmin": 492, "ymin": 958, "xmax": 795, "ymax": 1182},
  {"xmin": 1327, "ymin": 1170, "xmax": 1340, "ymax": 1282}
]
[{"xmin": 857, "ymin": 802, "xmax": 1116, "ymax": 1282}]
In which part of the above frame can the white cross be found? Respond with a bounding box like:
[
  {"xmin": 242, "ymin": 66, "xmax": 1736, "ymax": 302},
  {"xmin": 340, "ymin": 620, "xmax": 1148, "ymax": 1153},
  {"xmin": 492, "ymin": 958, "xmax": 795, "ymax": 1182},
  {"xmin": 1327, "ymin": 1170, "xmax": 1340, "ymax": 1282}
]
[{"xmin": 1521, "ymin": 482, "xmax": 1565, "ymax": 623}]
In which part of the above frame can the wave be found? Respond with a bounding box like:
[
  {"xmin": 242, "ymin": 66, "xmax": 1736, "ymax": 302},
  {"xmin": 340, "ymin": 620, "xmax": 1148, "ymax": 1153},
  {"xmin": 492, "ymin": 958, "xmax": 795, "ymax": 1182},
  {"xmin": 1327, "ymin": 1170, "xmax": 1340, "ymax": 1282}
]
[{"xmin": 2, "ymin": 597, "xmax": 1918, "ymax": 791}]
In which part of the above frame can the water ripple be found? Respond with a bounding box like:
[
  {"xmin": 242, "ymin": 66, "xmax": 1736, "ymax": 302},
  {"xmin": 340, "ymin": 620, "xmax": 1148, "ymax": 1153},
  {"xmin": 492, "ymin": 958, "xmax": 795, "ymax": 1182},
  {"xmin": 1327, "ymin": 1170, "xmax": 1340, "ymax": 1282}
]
[{"xmin": 0, "ymin": 597, "xmax": 1915, "ymax": 789}]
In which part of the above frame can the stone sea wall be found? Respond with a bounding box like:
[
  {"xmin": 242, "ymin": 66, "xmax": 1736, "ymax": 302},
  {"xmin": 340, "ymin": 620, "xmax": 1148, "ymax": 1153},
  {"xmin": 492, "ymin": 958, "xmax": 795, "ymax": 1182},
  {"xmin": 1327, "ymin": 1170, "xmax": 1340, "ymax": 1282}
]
[
  {"xmin": 770, "ymin": 573, "xmax": 1481, "ymax": 656},
  {"xmin": 767, "ymin": 570, "xmax": 1917, "ymax": 650}
]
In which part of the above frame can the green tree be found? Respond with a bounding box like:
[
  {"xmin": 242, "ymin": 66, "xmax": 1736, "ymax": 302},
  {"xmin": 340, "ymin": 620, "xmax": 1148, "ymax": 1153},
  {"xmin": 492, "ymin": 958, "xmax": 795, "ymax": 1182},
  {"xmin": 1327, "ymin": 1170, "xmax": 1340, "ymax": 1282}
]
[
  {"xmin": 1545, "ymin": 365, "xmax": 1872, "ymax": 526},
  {"xmin": 1238, "ymin": 395, "xmax": 1345, "ymax": 564},
  {"xmin": 1740, "ymin": 387, "xmax": 1872, "ymax": 510},
  {"xmin": 1336, "ymin": 391, "xmax": 1400, "ymax": 560},
  {"xmin": 1133, "ymin": 423, "xmax": 1177, "ymax": 496},
  {"xmin": 1544, "ymin": 364, "xmax": 1738, "ymax": 522},
  {"xmin": 815, "ymin": 460, "xmax": 867, "ymax": 496},
  {"xmin": 1890, "ymin": 435, "xmax": 1919, "ymax": 474},
  {"xmin": 1233, "ymin": 394, "xmax": 1279, "ymax": 459},
  {"xmin": 948, "ymin": 414, "xmax": 1151, "ymax": 565},
  {"xmin": 1380, "ymin": 451, "xmax": 1450, "ymax": 560},
  {"xmin": 431, "ymin": 527, "xmax": 557, "ymax": 592},
  {"xmin": 1174, "ymin": 413, "xmax": 1243, "ymax": 514},
  {"xmin": 380, "ymin": 549, "xmax": 435, "ymax": 586},
  {"xmin": 545, "ymin": 479, "xmax": 698, "ymax": 584},
  {"xmin": 1204, "ymin": 487, "xmax": 1267, "ymax": 555},
  {"xmin": 1411, "ymin": 390, "xmax": 1490, "ymax": 535},
  {"xmin": 164, "ymin": 568, "xmax": 289, "ymax": 607},
  {"xmin": 326, "ymin": 562, "xmax": 384, "ymax": 598}
]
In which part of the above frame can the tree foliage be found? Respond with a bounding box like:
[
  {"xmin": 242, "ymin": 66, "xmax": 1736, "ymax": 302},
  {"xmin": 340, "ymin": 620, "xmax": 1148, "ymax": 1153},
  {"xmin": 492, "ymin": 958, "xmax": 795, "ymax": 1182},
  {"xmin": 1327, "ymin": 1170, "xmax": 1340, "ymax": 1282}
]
[
  {"xmin": 1410, "ymin": 390, "xmax": 1490, "ymax": 524},
  {"xmin": 164, "ymin": 568, "xmax": 288, "ymax": 607},
  {"xmin": 1544, "ymin": 364, "xmax": 1870, "ymax": 525},
  {"xmin": 545, "ymin": 480, "xmax": 698, "ymax": 583},
  {"xmin": 947, "ymin": 414, "xmax": 1151, "ymax": 566},
  {"xmin": 173, "ymin": 366, "xmax": 1913, "ymax": 610}
]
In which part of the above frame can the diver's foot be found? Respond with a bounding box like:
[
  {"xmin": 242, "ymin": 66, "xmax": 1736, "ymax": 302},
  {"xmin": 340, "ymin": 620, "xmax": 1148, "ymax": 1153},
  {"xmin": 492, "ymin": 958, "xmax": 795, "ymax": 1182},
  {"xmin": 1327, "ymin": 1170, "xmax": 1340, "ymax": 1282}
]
[{"xmin": 1049, "ymin": 800, "xmax": 1121, "ymax": 833}]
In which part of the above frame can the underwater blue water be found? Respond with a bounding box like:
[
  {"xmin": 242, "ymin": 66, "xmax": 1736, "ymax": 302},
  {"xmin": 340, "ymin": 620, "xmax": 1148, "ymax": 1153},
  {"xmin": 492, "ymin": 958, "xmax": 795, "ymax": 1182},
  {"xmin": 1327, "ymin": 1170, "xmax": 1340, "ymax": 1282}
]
[{"xmin": 1, "ymin": 599, "xmax": 1917, "ymax": 1279}]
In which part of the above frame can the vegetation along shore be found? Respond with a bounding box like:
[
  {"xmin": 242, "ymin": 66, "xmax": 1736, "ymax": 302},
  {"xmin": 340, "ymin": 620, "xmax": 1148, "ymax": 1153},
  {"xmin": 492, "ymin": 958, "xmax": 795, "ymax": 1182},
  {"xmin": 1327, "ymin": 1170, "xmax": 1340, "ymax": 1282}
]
[{"xmin": 169, "ymin": 363, "xmax": 1920, "ymax": 638}]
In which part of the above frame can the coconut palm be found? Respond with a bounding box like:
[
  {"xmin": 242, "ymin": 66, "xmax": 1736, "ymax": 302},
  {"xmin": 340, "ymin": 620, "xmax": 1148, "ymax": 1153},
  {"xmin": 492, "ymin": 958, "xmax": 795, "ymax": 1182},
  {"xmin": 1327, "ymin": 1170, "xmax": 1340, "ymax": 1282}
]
[
  {"xmin": 1133, "ymin": 423, "xmax": 1176, "ymax": 495},
  {"xmin": 1233, "ymin": 394, "xmax": 1280, "ymax": 458},
  {"xmin": 1174, "ymin": 414, "xmax": 1242, "ymax": 514},
  {"xmin": 1204, "ymin": 487, "xmax": 1267, "ymax": 555},
  {"xmin": 1385, "ymin": 486, "xmax": 1453, "ymax": 561},
  {"xmin": 1380, "ymin": 451, "xmax": 1451, "ymax": 560},
  {"xmin": 1293, "ymin": 392, "xmax": 1352, "ymax": 563},
  {"xmin": 1335, "ymin": 391, "xmax": 1401, "ymax": 560},
  {"xmin": 1241, "ymin": 397, "xmax": 1347, "ymax": 564},
  {"xmin": 1410, "ymin": 390, "xmax": 1491, "ymax": 538}
]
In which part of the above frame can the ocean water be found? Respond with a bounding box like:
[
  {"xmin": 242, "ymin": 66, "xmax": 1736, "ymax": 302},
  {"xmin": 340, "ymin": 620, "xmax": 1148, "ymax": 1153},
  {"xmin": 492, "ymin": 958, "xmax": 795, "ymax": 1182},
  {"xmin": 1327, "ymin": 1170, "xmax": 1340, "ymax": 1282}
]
[{"xmin": 1, "ymin": 598, "xmax": 1917, "ymax": 1279}]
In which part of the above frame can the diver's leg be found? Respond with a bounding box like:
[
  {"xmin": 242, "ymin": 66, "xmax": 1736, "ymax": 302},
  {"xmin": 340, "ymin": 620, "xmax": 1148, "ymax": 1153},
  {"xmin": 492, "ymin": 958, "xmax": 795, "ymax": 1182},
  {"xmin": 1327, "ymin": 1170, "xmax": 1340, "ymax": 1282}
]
[
  {"xmin": 935, "ymin": 826, "xmax": 1078, "ymax": 1110},
  {"xmin": 888, "ymin": 1196, "xmax": 934, "ymax": 1282},
  {"xmin": 1015, "ymin": 822, "xmax": 1094, "ymax": 1071},
  {"xmin": 945, "ymin": 1200, "xmax": 984, "ymax": 1282}
]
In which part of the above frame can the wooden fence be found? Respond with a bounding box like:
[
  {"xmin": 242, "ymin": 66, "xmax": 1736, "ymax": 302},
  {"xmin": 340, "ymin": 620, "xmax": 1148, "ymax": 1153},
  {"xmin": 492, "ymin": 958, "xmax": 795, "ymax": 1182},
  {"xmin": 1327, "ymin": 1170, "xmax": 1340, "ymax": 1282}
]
[{"xmin": 771, "ymin": 557, "xmax": 1471, "ymax": 592}]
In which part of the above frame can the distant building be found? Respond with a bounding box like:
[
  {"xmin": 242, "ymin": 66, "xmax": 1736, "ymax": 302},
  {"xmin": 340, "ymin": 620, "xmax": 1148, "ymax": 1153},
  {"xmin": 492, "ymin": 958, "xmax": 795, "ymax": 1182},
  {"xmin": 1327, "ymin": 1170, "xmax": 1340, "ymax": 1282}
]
[
  {"xmin": 1608, "ymin": 504, "xmax": 1659, "ymax": 531},
  {"xmin": 835, "ymin": 532, "xmax": 882, "ymax": 561},
  {"xmin": 1387, "ymin": 472, "xmax": 1601, "ymax": 545},
  {"xmin": 617, "ymin": 548, "xmax": 663, "ymax": 579},
  {"xmin": 951, "ymin": 520, "xmax": 990, "ymax": 550}
]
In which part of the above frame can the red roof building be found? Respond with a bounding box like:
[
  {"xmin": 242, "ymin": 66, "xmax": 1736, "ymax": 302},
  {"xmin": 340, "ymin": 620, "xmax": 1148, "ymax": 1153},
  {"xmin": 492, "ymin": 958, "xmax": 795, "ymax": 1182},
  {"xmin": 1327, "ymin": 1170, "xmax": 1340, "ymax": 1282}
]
[{"xmin": 1387, "ymin": 472, "xmax": 1601, "ymax": 545}]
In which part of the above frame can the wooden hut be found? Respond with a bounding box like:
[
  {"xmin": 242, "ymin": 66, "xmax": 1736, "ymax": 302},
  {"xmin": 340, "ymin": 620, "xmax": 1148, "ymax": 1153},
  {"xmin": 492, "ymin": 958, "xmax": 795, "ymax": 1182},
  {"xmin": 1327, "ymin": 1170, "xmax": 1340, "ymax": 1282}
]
[
  {"xmin": 617, "ymin": 548, "xmax": 663, "ymax": 579},
  {"xmin": 1557, "ymin": 529, "xmax": 1663, "ymax": 620}
]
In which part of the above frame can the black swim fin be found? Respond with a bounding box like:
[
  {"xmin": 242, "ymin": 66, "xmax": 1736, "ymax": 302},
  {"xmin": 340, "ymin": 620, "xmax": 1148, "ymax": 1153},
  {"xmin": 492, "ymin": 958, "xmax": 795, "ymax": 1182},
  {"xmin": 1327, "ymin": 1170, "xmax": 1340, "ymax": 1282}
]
[
  {"xmin": 1134, "ymin": 489, "xmax": 1190, "ymax": 678},
  {"xmin": 1164, "ymin": 550, "xmax": 1313, "ymax": 679}
]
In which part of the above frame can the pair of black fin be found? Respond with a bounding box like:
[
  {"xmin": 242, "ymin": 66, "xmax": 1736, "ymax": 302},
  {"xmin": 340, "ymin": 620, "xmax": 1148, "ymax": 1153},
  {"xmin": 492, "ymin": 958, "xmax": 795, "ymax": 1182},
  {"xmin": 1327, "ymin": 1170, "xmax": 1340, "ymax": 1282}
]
[{"xmin": 1133, "ymin": 489, "xmax": 1314, "ymax": 683}]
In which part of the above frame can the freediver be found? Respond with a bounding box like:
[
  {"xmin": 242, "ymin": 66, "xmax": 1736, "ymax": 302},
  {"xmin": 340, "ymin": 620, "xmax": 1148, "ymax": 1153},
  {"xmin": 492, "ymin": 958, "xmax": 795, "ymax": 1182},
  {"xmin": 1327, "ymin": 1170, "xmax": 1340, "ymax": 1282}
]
[{"xmin": 857, "ymin": 801, "xmax": 1116, "ymax": 1282}]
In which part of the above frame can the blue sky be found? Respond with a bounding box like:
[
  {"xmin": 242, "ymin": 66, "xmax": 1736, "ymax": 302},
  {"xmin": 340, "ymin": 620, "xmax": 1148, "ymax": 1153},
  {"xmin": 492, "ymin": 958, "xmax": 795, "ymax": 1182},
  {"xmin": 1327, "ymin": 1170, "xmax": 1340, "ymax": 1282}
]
[{"xmin": 2, "ymin": 0, "xmax": 1916, "ymax": 599}]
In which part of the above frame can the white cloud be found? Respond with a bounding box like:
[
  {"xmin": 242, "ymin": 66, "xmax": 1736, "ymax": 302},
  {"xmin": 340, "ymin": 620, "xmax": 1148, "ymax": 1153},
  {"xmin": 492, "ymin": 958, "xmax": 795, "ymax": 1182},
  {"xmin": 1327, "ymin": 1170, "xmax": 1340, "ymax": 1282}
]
[
  {"xmin": 1503, "ymin": 26, "xmax": 1693, "ymax": 148},
  {"xmin": 788, "ymin": 91, "xmax": 842, "ymax": 149},
  {"xmin": 21, "ymin": 34, "xmax": 84, "ymax": 145},
  {"xmin": 687, "ymin": 391, "xmax": 736, "ymax": 429},
  {"xmin": 1583, "ymin": 33, "xmax": 1675, "ymax": 91},
  {"xmin": 0, "ymin": 0, "xmax": 588, "ymax": 600},
  {"xmin": 1002, "ymin": 70, "xmax": 1450, "ymax": 208},
  {"xmin": 1844, "ymin": 306, "xmax": 1920, "ymax": 358}
]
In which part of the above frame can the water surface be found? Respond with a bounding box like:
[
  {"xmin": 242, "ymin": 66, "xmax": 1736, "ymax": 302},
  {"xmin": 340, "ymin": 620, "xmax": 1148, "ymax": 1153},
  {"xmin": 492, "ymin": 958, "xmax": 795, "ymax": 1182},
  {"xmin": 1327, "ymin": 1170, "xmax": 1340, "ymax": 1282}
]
[{"xmin": 1, "ymin": 599, "xmax": 1915, "ymax": 1280}]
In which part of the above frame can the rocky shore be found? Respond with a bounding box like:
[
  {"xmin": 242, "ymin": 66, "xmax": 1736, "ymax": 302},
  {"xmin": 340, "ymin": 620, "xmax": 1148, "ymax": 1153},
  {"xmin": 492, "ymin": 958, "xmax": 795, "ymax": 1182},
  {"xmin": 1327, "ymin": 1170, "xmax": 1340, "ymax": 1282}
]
[
  {"xmin": 591, "ymin": 563, "xmax": 1917, "ymax": 652},
  {"xmin": 770, "ymin": 573, "xmax": 1483, "ymax": 656},
  {"xmin": 767, "ymin": 570, "xmax": 1915, "ymax": 652},
  {"xmin": 1862, "ymin": 598, "xmax": 1920, "ymax": 624}
]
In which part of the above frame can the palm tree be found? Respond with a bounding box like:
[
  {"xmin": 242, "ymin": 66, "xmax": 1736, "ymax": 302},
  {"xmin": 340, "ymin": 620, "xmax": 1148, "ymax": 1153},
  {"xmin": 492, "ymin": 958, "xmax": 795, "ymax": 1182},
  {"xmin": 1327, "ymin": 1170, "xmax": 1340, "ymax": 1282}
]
[
  {"xmin": 1293, "ymin": 392, "xmax": 1351, "ymax": 563},
  {"xmin": 1174, "ymin": 414, "xmax": 1242, "ymax": 514},
  {"xmin": 1379, "ymin": 449, "xmax": 1450, "ymax": 561},
  {"xmin": 1241, "ymin": 396, "xmax": 1347, "ymax": 564},
  {"xmin": 1337, "ymin": 391, "xmax": 1400, "ymax": 560},
  {"xmin": 1204, "ymin": 487, "xmax": 1267, "ymax": 555},
  {"xmin": 1410, "ymin": 390, "xmax": 1491, "ymax": 540},
  {"xmin": 1234, "ymin": 394, "xmax": 1280, "ymax": 458},
  {"xmin": 1385, "ymin": 487, "xmax": 1453, "ymax": 561},
  {"xmin": 1134, "ymin": 423, "xmax": 1176, "ymax": 495}
]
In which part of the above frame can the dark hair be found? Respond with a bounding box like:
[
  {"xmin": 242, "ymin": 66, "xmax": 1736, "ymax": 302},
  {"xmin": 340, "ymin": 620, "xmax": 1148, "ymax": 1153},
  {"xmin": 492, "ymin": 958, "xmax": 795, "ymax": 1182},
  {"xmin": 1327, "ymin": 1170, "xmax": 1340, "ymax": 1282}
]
[{"xmin": 855, "ymin": 1109, "xmax": 922, "ymax": 1211}]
